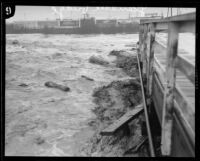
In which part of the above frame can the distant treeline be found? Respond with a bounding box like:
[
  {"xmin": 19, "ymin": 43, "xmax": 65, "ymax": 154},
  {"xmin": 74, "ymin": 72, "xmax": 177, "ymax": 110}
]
[{"xmin": 6, "ymin": 23, "xmax": 139, "ymax": 34}]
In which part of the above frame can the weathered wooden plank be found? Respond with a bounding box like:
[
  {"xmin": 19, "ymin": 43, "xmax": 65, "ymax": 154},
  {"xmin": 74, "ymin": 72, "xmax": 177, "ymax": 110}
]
[
  {"xmin": 187, "ymin": 97, "xmax": 195, "ymax": 106},
  {"xmin": 161, "ymin": 22, "xmax": 179, "ymax": 156},
  {"xmin": 154, "ymin": 39, "xmax": 195, "ymax": 75},
  {"xmin": 173, "ymin": 101, "xmax": 195, "ymax": 145},
  {"xmin": 174, "ymin": 86, "xmax": 195, "ymax": 131},
  {"xmin": 154, "ymin": 67, "xmax": 195, "ymax": 130},
  {"xmin": 146, "ymin": 33, "xmax": 150, "ymax": 84},
  {"xmin": 178, "ymin": 21, "xmax": 195, "ymax": 33},
  {"xmin": 154, "ymin": 21, "xmax": 195, "ymax": 33},
  {"xmin": 139, "ymin": 25, "xmax": 143, "ymax": 62},
  {"xmin": 147, "ymin": 23, "xmax": 156, "ymax": 97},
  {"xmin": 152, "ymin": 73, "xmax": 165, "ymax": 124},
  {"xmin": 153, "ymin": 62, "xmax": 195, "ymax": 157},
  {"xmin": 176, "ymin": 83, "xmax": 194, "ymax": 87},
  {"xmin": 124, "ymin": 135, "xmax": 148, "ymax": 154},
  {"xmin": 139, "ymin": 16, "xmax": 195, "ymax": 156},
  {"xmin": 155, "ymin": 22, "xmax": 168, "ymax": 31},
  {"xmin": 142, "ymin": 24, "xmax": 148, "ymax": 77},
  {"xmin": 100, "ymin": 105, "xmax": 143, "ymax": 136},
  {"xmin": 140, "ymin": 12, "xmax": 195, "ymax": 24},
  {"xmin": 175, "ymin": 55, "xmax": 195, "ymax": 85},
  {"xmin": 153, "ymin": 72, "xmax": 195, "ymax": 135},
  {"xmin": 171, "ymin": 112, "xmax": 195, "ymax": 157},
  {"xmin": 137, "ymin": 54, "xmax": 155, "ymax": 157},
  {"xmin": 154, "ymin": 40, "xmax": 195, "ymax": 80},
  {"xmin": 154, "ymin": 57, "xmax": 166, "ymax": 86}
]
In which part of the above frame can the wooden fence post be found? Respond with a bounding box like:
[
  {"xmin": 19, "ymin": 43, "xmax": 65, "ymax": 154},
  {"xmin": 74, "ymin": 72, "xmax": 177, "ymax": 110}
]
[
  {"xmin": 161, "ymin": 22, "xmax": 179, "ymax": 156},
  {"xmin": 147, "ymin": 23, "xmax": 156, "ymax": 97},
  {"xmin": 146, "ymin": 25, "xmax": 150, "ymax": 84},
  {"xmin": 139, "ymin": 25, "xmax": 143, "ymax": 63},
  {"xmin": 142, "ymin": 24, "xmax": 148, "ymax": 79}
]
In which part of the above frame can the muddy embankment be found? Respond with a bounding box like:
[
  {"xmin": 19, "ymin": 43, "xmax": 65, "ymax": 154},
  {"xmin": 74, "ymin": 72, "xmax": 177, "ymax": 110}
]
[{"xmin": 80, "ymin": 50, "xmax": 150, "ymax": 157}]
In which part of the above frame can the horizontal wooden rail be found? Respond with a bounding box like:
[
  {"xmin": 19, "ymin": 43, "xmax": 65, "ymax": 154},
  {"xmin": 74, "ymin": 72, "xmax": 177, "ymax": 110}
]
[
  {"xmin": 153, "ymin": 72, "xmax": 195, "ymax": 146},
  {"xmin": 175, "ymin": 56, "xmax": 195, "ymax": 85},
  {"xmin": 140, "ymin": 13, "xmax": 195, "ymax": 33},
  {"xmin": 154, "ymin": 21, "xmax": 195, "ymax": 33},
  {"xmin": 153, "ymin": 64, "xmax": 195, "ymax": 131},
  {"xmin": 140, "ymin": 12, "xmax": 195, "ymax": 24},
  {"xmin": 174, "ymin": 86, "xmax": 195, "ymax": 130},
  {"xmin": 171, "ymin": 112, "xmax": 195, "ymax": 157},
  {"xmin": 144, "ymin": 37, "xmax": 195, "ymax": 86},
  {"xmin": 154, "ymin": 40, "xmax": 195, "ymax": 85}
]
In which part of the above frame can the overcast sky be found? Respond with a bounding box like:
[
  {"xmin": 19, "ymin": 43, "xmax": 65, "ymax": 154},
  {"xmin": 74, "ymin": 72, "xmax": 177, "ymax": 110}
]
[{"xmin": 7, "ymin": 6, "xmax": 196, "ymax": 22}]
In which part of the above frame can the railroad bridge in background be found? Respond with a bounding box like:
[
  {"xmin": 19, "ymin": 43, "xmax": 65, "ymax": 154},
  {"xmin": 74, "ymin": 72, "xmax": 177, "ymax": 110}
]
[{"xmin": 138, "ymin": 12, "xmax": 195, "ymax": 157}]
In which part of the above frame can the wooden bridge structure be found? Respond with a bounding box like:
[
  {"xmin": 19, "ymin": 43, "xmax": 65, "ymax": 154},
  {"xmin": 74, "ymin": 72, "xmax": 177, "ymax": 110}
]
[
  {"xmin": 100, "ymin": 12, "xmax": 195, "ymax": 157},
  {"xmin": 138, "ymin": 12, "xmax": 195, "ymax": 157}
]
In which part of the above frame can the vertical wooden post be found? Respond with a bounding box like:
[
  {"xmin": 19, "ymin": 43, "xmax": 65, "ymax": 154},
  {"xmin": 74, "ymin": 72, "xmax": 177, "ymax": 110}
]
[
  {"xmin": 161, "ymin": 22, "xmax": 179, "ymax": 156},
  {"xmin": 146, "ymin": 25, "xmax": 150, "ymax": 84},
  {"xmin": 140, "ymin": 25, "xmax": 145, "ymax": 75},
  {"xmin": 142, "ymin": 24, "xmax": 148, "ymax": 78},
  {"xmin": 147, "ymin": 23, "xmax": 156, "ymax": 98},
  {"xmin": 140, "ymin": 25, "xmax": 144, "ymax": 69},
  {"xmin": 139, "ymin": 25, "xmax": 143, "ymax": 63}
]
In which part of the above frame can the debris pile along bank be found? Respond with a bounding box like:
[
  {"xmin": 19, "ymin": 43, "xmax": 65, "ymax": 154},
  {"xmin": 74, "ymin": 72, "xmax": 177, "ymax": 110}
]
[
  {"xmin": 89, "ymin": 55, "xmax": 110, "ymax": 66},
  {"xmin": 109, "ymin": 50, "xmax": 139, "ymax": 77},
  {"xmin": 81, "ymin": 50, "xmax": 150, "ymax": 157}
]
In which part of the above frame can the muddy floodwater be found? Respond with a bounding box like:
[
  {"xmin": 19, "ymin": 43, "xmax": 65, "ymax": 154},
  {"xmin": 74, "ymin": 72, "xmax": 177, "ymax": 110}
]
[
  {"xmin": 5, "ymin": 34, "xmax": 139, "ymax": 156},
  {"xmin": 5, "ymin": 33, "xmax": 194, "ymax": 156}
]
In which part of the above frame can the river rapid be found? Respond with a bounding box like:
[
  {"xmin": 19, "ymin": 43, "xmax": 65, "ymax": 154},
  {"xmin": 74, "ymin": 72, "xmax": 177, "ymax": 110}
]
[{"xmin": 5, "ymin": 34, "xmax": 138, "ymax": 156}]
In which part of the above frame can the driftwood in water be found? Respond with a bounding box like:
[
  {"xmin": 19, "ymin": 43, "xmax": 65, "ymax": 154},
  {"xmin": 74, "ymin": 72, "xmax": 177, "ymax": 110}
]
[
  {"xmin": 12, "ymin": 40, "xmax": 19, "ymax": 45},
  {"xmin": 81, "ymin": 75, "xmax": 94, "ymax": 81},
  {"xmin": 19, "ymin": 83, "xmax": 28, "ymax": 87},
  {"xmin": 44, "ymin": 81, "xmax": 70, "ymax": 92}
]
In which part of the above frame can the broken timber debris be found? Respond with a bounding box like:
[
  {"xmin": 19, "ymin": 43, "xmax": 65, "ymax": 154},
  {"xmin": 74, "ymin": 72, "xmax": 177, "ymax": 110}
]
[
  {"xmin": 81, "ymin": 75, "xmax": 94, "ymax": 81},
  {"xmin": 100, "ymin": 104, "xmax": 143, "ymax": 136},
  {"xmin": 124, "ymin": 135, "xmax": 148, "ymax": 154},
  {"xmin": 44, "ymin": 81, "xmax": 70, "ymax": 92}
]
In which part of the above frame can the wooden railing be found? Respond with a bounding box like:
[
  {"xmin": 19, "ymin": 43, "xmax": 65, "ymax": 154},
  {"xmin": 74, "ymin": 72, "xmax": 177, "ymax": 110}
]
[{"xmin": 139, "ymin": 12, "xmax": 195, "ymax": 157}]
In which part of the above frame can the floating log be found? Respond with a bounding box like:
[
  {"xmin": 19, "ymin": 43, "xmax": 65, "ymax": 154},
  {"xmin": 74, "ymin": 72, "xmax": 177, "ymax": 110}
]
[
  {"xmin": 81, "ymin": 75, "xmax": 94, "ymax": 81},
  {"xmin": 12, "ymin": 40, "xmax": 19, "ymax": 45},
  {"xmin": 19, "ymin": 83, "xmax": 28, "ymax": 87},
  {"xmin": 44, "ymin": 81, "xmax": 70, "ymax": 92}
]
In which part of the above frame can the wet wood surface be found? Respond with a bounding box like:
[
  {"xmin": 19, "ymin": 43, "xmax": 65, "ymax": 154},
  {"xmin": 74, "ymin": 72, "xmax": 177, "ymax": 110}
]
[
  {"xmin": 154, "ymin": 40, "xmax": 195, "ymax": 107},
  {"xmin": 100, "ymin": 105, "xmax": 143, "ymax": 136}
]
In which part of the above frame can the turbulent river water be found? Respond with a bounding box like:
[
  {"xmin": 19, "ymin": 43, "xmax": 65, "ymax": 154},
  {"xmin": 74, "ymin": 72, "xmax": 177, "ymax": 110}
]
[
  {"xmin": 5, "ymin": 34, "xmax": 139, "ymax": 156},
  {"xmin": 5, "ymin": 33, "xmax": 194, "ymax": 156}
]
